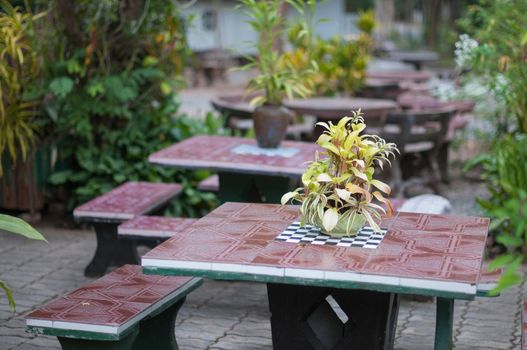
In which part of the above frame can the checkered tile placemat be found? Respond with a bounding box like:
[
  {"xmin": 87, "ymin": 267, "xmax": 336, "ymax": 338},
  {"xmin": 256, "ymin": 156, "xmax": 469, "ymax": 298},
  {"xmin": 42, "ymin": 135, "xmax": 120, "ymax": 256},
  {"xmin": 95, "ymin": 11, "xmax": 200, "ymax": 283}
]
[{"xmin": 275, "ymin": 221, "xmax": 387, "ymax": 249}]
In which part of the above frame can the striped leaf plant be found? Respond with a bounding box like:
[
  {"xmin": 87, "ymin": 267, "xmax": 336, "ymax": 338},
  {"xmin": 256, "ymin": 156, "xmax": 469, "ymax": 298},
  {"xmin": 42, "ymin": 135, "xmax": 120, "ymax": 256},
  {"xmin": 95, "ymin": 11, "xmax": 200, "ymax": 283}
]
[{"xmin": 281, "ymin": 110, "xmax": 398, "ymax": 236}]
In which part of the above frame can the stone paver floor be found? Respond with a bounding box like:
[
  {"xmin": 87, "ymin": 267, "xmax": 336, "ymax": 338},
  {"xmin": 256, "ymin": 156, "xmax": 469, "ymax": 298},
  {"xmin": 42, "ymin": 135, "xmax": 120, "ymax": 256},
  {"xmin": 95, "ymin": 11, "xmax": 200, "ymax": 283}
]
[{"xmin": 1, "ymin": 220, "xmax": 525, "ymax": 350}]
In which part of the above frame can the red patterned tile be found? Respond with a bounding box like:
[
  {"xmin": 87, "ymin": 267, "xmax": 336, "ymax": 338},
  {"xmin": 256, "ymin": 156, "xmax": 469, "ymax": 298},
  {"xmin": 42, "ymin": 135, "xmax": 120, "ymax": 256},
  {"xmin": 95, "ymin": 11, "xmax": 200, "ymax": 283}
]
[
  {"xmin": 148, "ymin": 135, "xmax": 319, "ymax": 176},
  {"xmin": 73, "ymin": 182, "xmax": 182, "ymax": 221},
  {"xmin": 143, "ymin": 203, "xmax": 298, "ymax": 264},
  {"xmin": 26, "ymin": 265, "xmax": 195, "ymax": 327},
  {"xmin": 252, "ymin": 242, "xmax": 370, "ymax": 272},
  {"xmin": 143, "ymin": 203, "xmax": 489, "ymax": 288},
  {"xmin": 118, "ymin": 216, "xmax": 197, "ymax": 239},
  {"xmin": 391, "ymin": 212, "xmax": 490, "ymax": 235}
]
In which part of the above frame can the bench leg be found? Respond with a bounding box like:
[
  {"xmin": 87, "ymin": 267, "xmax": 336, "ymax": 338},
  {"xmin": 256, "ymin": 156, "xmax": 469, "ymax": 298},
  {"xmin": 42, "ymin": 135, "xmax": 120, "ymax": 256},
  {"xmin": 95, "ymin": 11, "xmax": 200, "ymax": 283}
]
[
  {"xmin": 57, "ymin": 328, "xmax": 138, "ymax": 350},
  {"xmin": 218, "ymin": 172, "xmax": 297, "ymax": 204},
  {"xmin": 267, "ymin": 283, "xmax": 399, "ymax": 350},
  {"xmin": 434, "ymin": 297, "xmax": 454, "ymax": 350},
  {"xmin": 84, "ymin": 223, "xmax": 140, "ymax": 278},
  {"xmin": 131, "ymin": 297, "xmax": 186, "ymax": 350},
  {"xmin": 254, "ymin": 175, "xmax": 297, "ymax": 204}
]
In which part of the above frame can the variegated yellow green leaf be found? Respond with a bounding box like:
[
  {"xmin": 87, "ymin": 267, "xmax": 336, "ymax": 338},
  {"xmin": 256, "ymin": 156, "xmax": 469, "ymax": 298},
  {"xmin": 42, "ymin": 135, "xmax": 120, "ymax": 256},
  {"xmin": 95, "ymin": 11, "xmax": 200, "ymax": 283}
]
[{"xmin": 322, "ymin": 208, "xmax": 339, "ymax": 232}]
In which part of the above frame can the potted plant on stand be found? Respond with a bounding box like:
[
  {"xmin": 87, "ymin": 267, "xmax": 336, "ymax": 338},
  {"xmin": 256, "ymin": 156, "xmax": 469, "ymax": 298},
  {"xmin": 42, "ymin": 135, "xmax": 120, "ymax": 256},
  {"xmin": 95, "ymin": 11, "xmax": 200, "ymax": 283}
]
[
  {"xmin": 281, "ymin": 110, "xmax": 398, "ymax": 237},
  {"xmin": 239, "ymin": 0, "xmax": 315, "ymax": 148}
]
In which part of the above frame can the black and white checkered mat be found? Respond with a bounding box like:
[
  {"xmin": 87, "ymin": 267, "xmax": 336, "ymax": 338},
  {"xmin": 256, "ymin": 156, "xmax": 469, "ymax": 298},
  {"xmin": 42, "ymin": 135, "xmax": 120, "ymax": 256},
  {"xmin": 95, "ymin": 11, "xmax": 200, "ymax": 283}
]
[{"xmin": 275, "ymin": 221, "xmax": 387, "ymax": 249}]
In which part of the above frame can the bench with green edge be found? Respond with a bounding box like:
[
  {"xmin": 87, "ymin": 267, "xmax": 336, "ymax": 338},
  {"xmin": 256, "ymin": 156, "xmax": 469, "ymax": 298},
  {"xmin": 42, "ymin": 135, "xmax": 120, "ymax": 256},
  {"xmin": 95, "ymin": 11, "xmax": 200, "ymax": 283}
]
[
  {"xmin": 118, "ymin": 215, "xmax": 198, "ymax": 243},
  {"xmin": 73, "ymin": 181, "xmax": 183, "ymax": 277},
  {"xmin": 26, "ymin": 265, "xmax": 202, "ymax": 350}
]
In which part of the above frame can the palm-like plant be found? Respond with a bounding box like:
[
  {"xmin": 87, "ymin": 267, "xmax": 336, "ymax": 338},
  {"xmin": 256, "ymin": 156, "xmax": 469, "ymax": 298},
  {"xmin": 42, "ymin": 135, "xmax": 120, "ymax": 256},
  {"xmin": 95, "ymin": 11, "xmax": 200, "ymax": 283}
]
[
  {"xmin": 282, "ymin": 110, "xmax": 398, "ymax": 235},
  {"xmin": 0, "ymin": 0, "xmax": 44, "ymax": 176},
  {"xmin": 238, "ymin": 0, "xmax": 316, "ymax": 106}
]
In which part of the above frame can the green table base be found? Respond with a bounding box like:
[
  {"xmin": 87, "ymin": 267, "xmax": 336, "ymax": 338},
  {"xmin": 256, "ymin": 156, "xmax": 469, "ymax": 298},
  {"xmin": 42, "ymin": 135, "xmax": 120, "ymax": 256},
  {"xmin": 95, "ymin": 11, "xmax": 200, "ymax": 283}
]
[
  {"xmin": 218, "ymin": 172, "xmax": 298, "ymax": 204},
  {"xmin": 434, "ymin": 297, "xmax": 454, "ymax": 350}
]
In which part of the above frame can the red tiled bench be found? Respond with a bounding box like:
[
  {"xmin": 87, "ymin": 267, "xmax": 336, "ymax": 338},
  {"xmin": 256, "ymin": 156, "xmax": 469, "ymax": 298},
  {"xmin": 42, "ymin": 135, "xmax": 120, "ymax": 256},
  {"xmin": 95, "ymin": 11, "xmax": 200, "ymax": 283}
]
[
  {"xmin": 73, "ymin": 182, "xmax": 182, "ymax": 277},
  {"xmin": 198, "ymin": 174, "xmax": 219, "ymax": 192},
  {"xmin": 26, "ymin": 265, "xmax": 201, "ymax": 350},
  {"xmin": 118, "ymin": 216, "xmax": 198, "ymax": 241}
]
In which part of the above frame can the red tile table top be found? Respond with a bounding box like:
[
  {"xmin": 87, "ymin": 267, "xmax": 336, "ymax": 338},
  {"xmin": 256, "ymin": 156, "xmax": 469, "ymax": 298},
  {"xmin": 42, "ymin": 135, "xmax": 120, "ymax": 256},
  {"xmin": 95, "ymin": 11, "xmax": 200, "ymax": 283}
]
[
  {"xmin": 143, "ymin": 203, "xmax": 490, "ymax": 297},
  {"xmin": 73, "ymin": 182, "xmax": 182, "ymax": 221},
  {"xmin": 25, "ymin": 265, "xmax": 200, "ymax": 335},
  {"xmin": 118, "ymin": 216, "xmax": 198, "ymax": 239},
  {"xmin": 148, "ymin": 135, "xmax": 319, "ymax": 176}
]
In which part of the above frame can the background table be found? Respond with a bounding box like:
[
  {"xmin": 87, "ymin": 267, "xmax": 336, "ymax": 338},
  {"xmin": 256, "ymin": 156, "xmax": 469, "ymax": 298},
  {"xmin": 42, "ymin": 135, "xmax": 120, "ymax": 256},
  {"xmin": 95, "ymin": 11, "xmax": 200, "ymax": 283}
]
[
  {"xmin": 386, "ymin": 50, "xmax": 439, "ymax": 70},
  {"xmin": 212, "ymin": 95, "xmax": 399, "ymax": 139},
  {"xmin": 149, "ymin": 135, "xmax": 318, "ymax": 203},
  {"xmin": 142, "ymin": 202, "xmax": 490, "ymax": 350},
  {"xmin": 367, "ymin": 70, "xmax": 434, "ymax": 83}
]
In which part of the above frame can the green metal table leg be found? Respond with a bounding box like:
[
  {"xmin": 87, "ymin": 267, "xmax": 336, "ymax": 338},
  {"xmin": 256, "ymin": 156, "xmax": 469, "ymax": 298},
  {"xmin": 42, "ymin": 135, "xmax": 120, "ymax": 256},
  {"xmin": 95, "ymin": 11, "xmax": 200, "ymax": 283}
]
[
  {"xmin": 434, "ymin": 297, "xmax": 454, "ymax": 350},
  {"xmin": 218, "ymin": 172, "xmax": 298, "ymax": 204},
  {"xmin": 254, "ymin": 175, "xmax": 297, "ymax": 204},
  {"xmin": 218, "ymin": 172, "xmax": 260, "ymax": 203}
]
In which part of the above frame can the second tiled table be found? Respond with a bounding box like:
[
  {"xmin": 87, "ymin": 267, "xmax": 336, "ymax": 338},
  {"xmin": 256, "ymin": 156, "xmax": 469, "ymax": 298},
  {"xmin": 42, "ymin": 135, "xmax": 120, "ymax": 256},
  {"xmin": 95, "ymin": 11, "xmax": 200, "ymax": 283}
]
[{"xmin": 149, "ymin": 135, "xmax": 319, "ymax": 203}]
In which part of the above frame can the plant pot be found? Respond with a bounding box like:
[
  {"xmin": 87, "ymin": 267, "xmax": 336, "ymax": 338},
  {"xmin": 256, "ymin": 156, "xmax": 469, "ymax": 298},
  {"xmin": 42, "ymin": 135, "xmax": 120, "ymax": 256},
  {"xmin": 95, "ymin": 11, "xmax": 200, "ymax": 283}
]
[
  {"xmin": 253, "ymin": 104, "xmax": 293, "ymax": 149},
  {"xmin": 314, "ymin": 212, "xmax": 367, "ymax": 238},
  {"xmin": 0, "ymin": 144, "xmax": 52, "ymax": 212}
]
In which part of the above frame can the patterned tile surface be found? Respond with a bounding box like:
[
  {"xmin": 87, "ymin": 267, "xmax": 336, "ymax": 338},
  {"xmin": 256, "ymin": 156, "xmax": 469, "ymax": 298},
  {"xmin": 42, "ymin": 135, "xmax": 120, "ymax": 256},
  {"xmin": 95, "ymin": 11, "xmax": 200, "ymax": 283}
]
[
  {"xmin": 73, "ymin": 182, "xmax": 182, "ymax": 221},
  {"xmin": 25, "ymin": 265, "xmax": 195, "ymax": 328},
  {"xmin": 143, "ymin": 203, "xmax": 489, "ymax": 286},
  {"xmin": 148, "ymin": 135, "xmax": 319, "ymax": 176},
  {"xmin": 118, "ymin": 216, "xmax": 198, "ymax": 239}
]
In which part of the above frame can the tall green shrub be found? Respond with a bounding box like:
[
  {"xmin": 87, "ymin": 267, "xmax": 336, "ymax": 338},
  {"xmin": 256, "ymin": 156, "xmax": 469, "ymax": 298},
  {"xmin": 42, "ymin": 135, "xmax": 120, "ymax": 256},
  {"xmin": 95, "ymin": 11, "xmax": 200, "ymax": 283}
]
[
  {"xmin": 460, "ymin": 0, "xmax": 527, "ymax": 292},
  {"xmin": 35, "ymin": 0, "xmax": 219, "ymax": 216}
]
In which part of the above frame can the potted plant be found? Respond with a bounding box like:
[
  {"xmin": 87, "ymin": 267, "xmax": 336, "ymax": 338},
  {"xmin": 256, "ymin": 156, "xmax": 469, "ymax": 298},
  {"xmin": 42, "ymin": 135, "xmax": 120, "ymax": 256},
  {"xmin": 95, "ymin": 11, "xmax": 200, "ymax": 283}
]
[
  {"xmin": 281, "ymin": 110, "xmax": 398, "ymax": 237},
  {"xmin": 238, "ymin": 0, "xmax": 315, "ymax": 148}
]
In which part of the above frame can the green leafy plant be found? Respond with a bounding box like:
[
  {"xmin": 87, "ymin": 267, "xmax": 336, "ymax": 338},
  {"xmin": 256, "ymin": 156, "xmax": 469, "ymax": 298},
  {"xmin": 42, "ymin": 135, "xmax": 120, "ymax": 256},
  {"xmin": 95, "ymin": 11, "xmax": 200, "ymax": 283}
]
[
  {"xmin": 281, "ymin": 110, "xmax": 398, "ymax": 235},
  {"xmin": 459, "ymin": 0, "xmax": 527, "ymax": 134},
  {"xmin": 31, "ymin": 0, "xmax": 218, "ymax": 217},
  {"xmin": 0, "ymin": 214, "xmax": 46, "ymax": 311},
  {"xmin": 465, "ymin": 134, "xmax": 527, "ymax": 293},
  {"xmin": 238, "ymin": 0, "xmax": 316, "ymax": 105},
  {"xmin": 0, "ymin": 0, "xmax": 45, "ymax": 176},
  {"xmin": 459, "ymin": 0, "xmax": 527, "ymax": 292},
  {"xmin": 285, "ymin": 10, "xmax": 375, "ymax": 96}
]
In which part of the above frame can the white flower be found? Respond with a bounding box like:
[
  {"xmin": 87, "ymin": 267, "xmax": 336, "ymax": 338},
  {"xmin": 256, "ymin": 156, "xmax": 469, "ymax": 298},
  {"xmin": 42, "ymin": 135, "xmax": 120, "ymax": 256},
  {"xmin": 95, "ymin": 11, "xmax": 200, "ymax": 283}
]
[{"xmin": 454, "ymin": 34, "xmax": 478, "ymax": 69}]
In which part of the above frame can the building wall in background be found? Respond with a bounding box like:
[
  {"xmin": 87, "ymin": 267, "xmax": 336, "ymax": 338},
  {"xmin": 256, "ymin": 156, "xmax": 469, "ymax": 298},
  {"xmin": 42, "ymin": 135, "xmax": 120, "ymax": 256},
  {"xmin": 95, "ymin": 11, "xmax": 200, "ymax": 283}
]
[{"xmin": 181, "ymin": 0, "xmax": 361, "ymax": 54}]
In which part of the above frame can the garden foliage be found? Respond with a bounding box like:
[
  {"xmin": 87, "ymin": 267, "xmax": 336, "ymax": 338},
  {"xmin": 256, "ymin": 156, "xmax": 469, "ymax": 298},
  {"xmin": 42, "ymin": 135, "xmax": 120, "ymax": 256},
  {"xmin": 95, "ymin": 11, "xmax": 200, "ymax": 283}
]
[
  {"xmin": 460, "ymin": 0, "xmax": 527, "ymax": 291},
  {"xmin": 0, "ymin": 0, "xmax": 45, "ymax": 176},
  {"xmin": 31, "ymin": 0, "xmax": 220, "ymax": 216},
  {"xmin": 285, "ymin": 10, "xmax": 375, "ymax": 96}
]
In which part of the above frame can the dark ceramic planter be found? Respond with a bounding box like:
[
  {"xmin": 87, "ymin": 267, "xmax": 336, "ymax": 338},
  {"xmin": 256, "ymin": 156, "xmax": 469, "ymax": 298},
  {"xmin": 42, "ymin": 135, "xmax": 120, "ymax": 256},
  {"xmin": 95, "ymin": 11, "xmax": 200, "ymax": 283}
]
[{"xmin": 253, "ymin": 104, "xmax": 293, "ymax": 148}]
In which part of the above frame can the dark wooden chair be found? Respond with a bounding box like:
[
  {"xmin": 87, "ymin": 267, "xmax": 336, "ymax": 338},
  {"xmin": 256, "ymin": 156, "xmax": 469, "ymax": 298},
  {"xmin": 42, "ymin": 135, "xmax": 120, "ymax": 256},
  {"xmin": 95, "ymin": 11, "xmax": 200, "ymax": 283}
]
[{"xmin": 382, "ymin": 109, "xmax": 456, "ymax": 196}]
